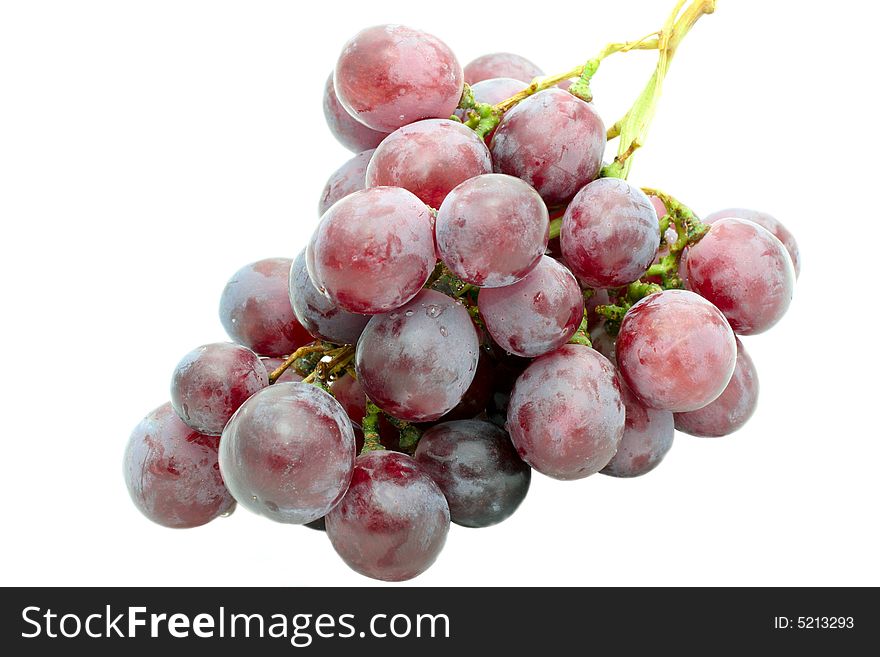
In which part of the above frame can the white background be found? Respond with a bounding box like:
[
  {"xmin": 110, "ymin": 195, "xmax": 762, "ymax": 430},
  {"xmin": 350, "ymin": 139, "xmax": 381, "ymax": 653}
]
[{"xmin": 1, "ymin": 0, "xmax": 877, "ymax": 587}]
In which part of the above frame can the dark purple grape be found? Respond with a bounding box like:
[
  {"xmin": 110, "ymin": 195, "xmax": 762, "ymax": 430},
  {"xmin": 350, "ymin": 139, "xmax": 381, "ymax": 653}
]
[
  {"xmin": 309, "ymin": 187, "xmax": 436, "ymax": 314},
  {"xmin": 674, "ymin": 337, "xmax": 759, "ymax": 437},
  {"xmin": 616, "ymin": 290, "xmax": 737, "ymax": 412},
  {"xmin": 170, "ymin": 342, "xmax": 268, "ymax": 435},
  {"xmin": 415, "ymin": 420, "xmax": 530, "ymax": 527},
  {"xmin": 561, "ymin": 178, "xmax": 660, "ymax": 288},
  {"xmin": 318, "ymin": 149, "xmax": 375, "ymax": 216},
  {"xmin": 436, "ymin": 174, "xmax": 549, "ymax": 287},
  {"xmin": 334, "ymin": 25, "xmax": 463, "ymax": 133},
  {"xmin": 486, "ymin": 355, "xmax": 530, "ymax": 428},
  {"xmin": 436, "ymin": 349, "xmax": 495, "ymax": 421},
  {"xmin": 355, "ymin": 289, "xmax": 480, "ymax": 422},
  {"xmin": 124, "ymin": 403, "xmax": 234, "ymax": 528},
  {"xmin": 686, "ymin": 218, "xmax": 795, "ymax": 335},
  {"xmin": 219, "ymin": 383, "xmax": 356, "ymax": 524},
  {"xmin": 326, "ymin": 451, "xmax": 450, "ymax": 581},
  {"xmin": 219, "ymin": 258, "xmax": 313, "ymax": 357},
  {"xmin": 366, "ymin": 119, "xmax": 492, "ymax": 209},
  {"xmin": 479, "ymin": 255, "xmax": 584, "ymax": 358},
  {"xmin": 507, "ymin": 344, "xmax": 624, "ymax": 480},
  {"xmin": 288, "ymin": 251, "xmax": 370, "ymax": 345},
  {"xmin": 322, "ymin": 73, "xmax": 388, "ymax": 153},
  {"xmin": 601, "ymin": 381, "xmax": 674, "ymax": 478},
  {"xmin": 705, "ymin": 208, "xmax": 800, "ymax": 277},
  {"xmin": 464, "ymin": 53, "xmax": 543, "ymax": 84},
  {"xmin": 304, "ymin": 517, "xmax": 326, "ymax": 531},
  {"xmin": 490, "ymin": 88, "xmax": 605, "ymax": 206}
]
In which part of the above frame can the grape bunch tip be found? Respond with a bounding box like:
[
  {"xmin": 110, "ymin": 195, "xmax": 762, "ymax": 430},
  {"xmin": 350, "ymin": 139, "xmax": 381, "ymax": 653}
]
[{"xmin": 123, "ymin": 0, "xmax": 801, "ymax": 582}]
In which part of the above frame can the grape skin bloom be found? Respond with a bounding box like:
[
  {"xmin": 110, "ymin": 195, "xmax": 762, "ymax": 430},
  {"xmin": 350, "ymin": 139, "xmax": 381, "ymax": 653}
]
[
  {"xmin": 479, "ymin": 255, "xmax": 584, "ymax": 358},
  {"xmin": 170, "ymin": 342, "xmax": 268, "ymax": 436},
  {"xmin": 124, "ymin": 403, "xmax": 235, "ymax": 528},
  {"xmin": 705, "ymin": 207, "xmax": 801, "ymax": 277},
  {"xmin": 616, "ymin": 290, "xmax": 737, "ymax": 413},
  {"xmin": 219, "ymin": 383, "xmax": 356, "ymax": 524},
  {"xmin": 355, "ymin": 289, "xmax": 480, "ymax": 422},
  {"xmin": 334, "ymin": 24, "xmax": 463, "ymax": 133},
  {"xmin": 436, "ymin": 173, "xmax": 549, "ymax": 287},
  {"xmin": 561, "ymin": 178, "xmax": 660, "ymax": 288},
  {"xmin": 318, "ymin": 149, "xmax": 375, "ymax": 216},
  {"xmin": 507, "ymin": 344, "xmax": 625, "ymax": 480},
  {"xmin": 601, "ymin": 381, "xmax": 674, "ymax": 478},
  {"xmin": 490, "ymin": 88, "xmax": 606, "ymax": 207},
  {"xmin": 289, "ymin": 251, "xmax": 370, "ymax": 345},
  {"xmin": 322, "ymin": 73, "xmax": 388, "ymax": 153},
  {"xmin": 686, "ymin": 218, "xmax": 796, "ymax": 335},
  {"xmin": 309, "ymin": 187, "xmax": 436, "ymax": 315},
  {"xmin": 674, "ymin": 337, "xmax": 760, "ymax": 438},
  {"xmin": 219, "ymin": 258, "xmax": 312, "ymax": 357},
  {"xmin": 326, "ymin": 451, "xmax": 450, "ymax": 582},
  {"xmin": 464, "ymin": 52, "xmax": 543, "ymax": 84},
  {"xmin": 366, "ymin": 119, "xmax": 493, "ymax": 210},
  {"xmin": 415, "ymin": 420, "xmax": 531, "ymax": 528}
]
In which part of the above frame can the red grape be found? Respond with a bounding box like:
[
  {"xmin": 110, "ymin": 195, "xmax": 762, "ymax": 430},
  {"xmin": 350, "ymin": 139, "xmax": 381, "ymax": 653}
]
[
  {"xmin": 561, "ymin": 178, "xmax": 660, "ymax": 288},
  {"xmin": 470, "ymin": 77, "xmax": 527, "ymax": 104},
  {"xmin": 601, "ymin": 381, "xmax": 674, "ymax": 478},
  {"xmin": 617, "ymin": 290, "xmax": 737, "ymax": 412},
  {"xmin": 219, "ymin": 258, "xmax": 312, "ymax": 357},
  {"xmin": 674, "ymin": 337, "xmax": 759, "ymax": 437},
  {"xmin": 334, "ymin": 25, "xmax": 463, "ymax": 133},
  {"xmin": 415, "ymin": 420, "xmax": 530, "ymax": 527},
  {"xmin": 330, "ymin": 373, "xmax": 367, "ymax": 429},
  {"xmin": 326, "ymin": 450, "xmax": 450, "ymax": 581},
  {"xmin": 705, "ymin": 208, "xmax": 800, "ymax": 277},
  {"xmin": 507, "ymin": 344, "xmax": 624, "ymax": 480},
  {"xmin": 309, "ymin": 187, "xmax": 436, "ymax": 314},
  {"xmin": 366, "ymin": 119, "xmax": 492, "ymax": 209},
  {"xmin": 219, "ymin": 382, "xmax": 356, "ymax": 524},
  {"xmin": 355, "ymin": 289, "xmax": 480, "ymax": 422},
  {"xmin": 124, "ymin": 403, "xmax": 234, "ymax": 528},
  {"xmin": 490, "ymin": 88, "xmax": 605, "ymax": 206},
  {"xmin": 435, "ymin": 349, "xmax": 495, "ymax": 421},
  {"xmin": 686, "ymin": 218, "xmax": 795, "ymax": 335},
  {"xmin": 464, "ymin": 52, "xmax": 543, "ymax": 84},
  {"xmin": 170, "ymin": 342, "xmax": 268, "ymax": 435},
  {"xmin": 479, "ymin": 255, "xmax": 584, "ymax": 358},
  {"xmin": 436, "ymin": 174, "xmax": 549, "ymax": 287},
  {"xmin": 322, "ymin": 73, "xmax": 388, "ymax": 153},
  {"xmin": 288, "ymin": 251, "xmax": 370, "ymax": 345},
  {"xmin": 318, "ymin": 149, "xmax": 374, "ymax": 216},
  {"xmin": 260, "ymin": 357, "xmax": 304, "ymax": 384}
]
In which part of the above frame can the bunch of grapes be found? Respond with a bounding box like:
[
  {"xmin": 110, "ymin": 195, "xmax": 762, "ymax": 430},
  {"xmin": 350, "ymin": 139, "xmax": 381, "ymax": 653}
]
[{"xmin": 123, "ymin": 3, "xmax": 800, "ymax": 582}]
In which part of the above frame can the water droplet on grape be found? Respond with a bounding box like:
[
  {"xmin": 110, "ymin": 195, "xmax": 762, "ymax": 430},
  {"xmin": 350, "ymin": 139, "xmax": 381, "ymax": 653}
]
[
  {"xmin": 440, "ymin": 326, "xmax": 448, "ymax": 337},
  {"xmin": 426, "ymin": 304, "xmax": 443, "ymax": 318},
  {"xmin": 405, "ymin": 310, "xmax": 414, "ymax": 317}
]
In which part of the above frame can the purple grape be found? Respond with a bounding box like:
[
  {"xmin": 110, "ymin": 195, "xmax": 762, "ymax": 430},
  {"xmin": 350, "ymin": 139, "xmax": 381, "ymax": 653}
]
[
  {"xmin": 436, "ymin": 350, "xmax": 495, "ymax": 421},
  {"xmin": 355, "ymin": 289, "xmax": 480, "ymax": 422},
  {"xmin": 561, "ymin": 178, "xmax": 660, "ymax": 288},
  {"xmin": 436, "ymin": 174, "xmax": 549, "ymax": 287},
  {"xmin": 674, "ymin": 337, "xmax": 759, "ymax": 437},
  {"xmin": 288, "ymin": 251, "xmax": 370, "ymax": 345},
  {"xmin": 490, "ymin": 88, "xmax": 605, "ymax": 206},
  {"xmin": 305, "ymin": 517, "xmax": 326, "ymax": 531},
  {"xmin": 318, "ymin": 149, "xmax": 375, "ymax": 216},
  {"xmin": 616, "ymin": 290, "xmax": 737, "ymax": 412},
  {"xmin": 507, "ymin": 344, "xmax": 625, "ymax": 480},
  {"xmin": 415, "ymin": 420, "xmax": 530, "ymax": 527},
  {"xmin": 219, "ymin": 258, "xmax": 313, "ymax": 358},
  {"xmin": 464, "ymin": 52, "xmax": 543, "ymax": 84},
  {"xmin": 705, "ymin": 208, "xmax": 800, "ymax": 277},
  {"xmin": 170, "ymin": 342, "xmax": 268, "ymax": 435},
  {"xmin": 322, "ymin": 73, "xmax": 388, "ymax": 153},
  {"xmin": 124, "ymin": 403, "xmax": 234, "ymax": 528},
  {"xmin": 219, "ymin": 383, "xmax": 356, "ymax": 524},
  {"xmin": 366, "ymin": 119, "xmax": 493, "ymax": 209},
  {"xmin": 479, "ymin": 256, "xmax": 584, "ymax": 358},
  {"xmin": 309, "ymin": 187, "xmax": 436, "ymax": 314},
  {"xmin": 601, "ymin": 381, "xmax": 674, "ymax": 478},
  {"xmin": 326, "ymin": 451, "xmax": 450, "ymax": 581},
  {"xmin": 486, "ymin": 355, "xmax": 530, "ymax": 428},
  {"xmin": 686, "ymin": 218, "xmax": 795, "ymax": 335},
  {"xmin": 260, "ymin": 357, "xmax": 304, "ymax": 384},
  {"xmin": 334, "ymin": 25, "xmax": 463, "ymax": 133}
]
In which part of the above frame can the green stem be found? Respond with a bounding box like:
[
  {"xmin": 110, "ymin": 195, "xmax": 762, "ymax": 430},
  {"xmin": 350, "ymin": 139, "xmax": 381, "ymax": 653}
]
[
  {"xmin": 361, "ymin": 402, "xmax": 385, "ymax": 454},
  {"xmin": 568, "ymin": 310, "xmax": 592, "ymax": 347},
  {"xmin": 548, "ymin": 218, "xmax": 562, "ymax": 241},
  {"xmin": 382, "ymin": 415, "xmax": 423, "ymax": 454}
]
